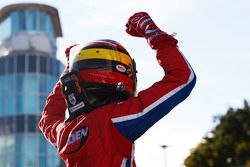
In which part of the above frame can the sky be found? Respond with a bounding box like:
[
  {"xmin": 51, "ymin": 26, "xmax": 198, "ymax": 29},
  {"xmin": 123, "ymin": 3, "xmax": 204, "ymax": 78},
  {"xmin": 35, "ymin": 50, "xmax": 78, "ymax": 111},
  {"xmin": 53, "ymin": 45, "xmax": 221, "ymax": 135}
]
[{"xmin": 1, "ymin": 0, "xmax": 250, "ymax": 166}]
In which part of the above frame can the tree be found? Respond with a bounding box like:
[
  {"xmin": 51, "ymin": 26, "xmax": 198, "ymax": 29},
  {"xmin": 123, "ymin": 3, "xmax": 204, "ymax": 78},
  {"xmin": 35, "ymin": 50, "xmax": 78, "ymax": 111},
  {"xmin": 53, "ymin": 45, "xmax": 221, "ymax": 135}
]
[{"xmin": 184, "ymin": 100, "xmax": 250, "ymax": 167}]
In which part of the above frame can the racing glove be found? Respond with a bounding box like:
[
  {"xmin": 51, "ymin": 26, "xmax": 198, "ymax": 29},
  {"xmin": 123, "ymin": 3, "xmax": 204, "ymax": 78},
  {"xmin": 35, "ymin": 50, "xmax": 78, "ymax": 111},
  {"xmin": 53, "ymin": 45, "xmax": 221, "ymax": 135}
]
[{"xmin": 126, "ymin": 12, "xmax": 177, "ymax": 48}]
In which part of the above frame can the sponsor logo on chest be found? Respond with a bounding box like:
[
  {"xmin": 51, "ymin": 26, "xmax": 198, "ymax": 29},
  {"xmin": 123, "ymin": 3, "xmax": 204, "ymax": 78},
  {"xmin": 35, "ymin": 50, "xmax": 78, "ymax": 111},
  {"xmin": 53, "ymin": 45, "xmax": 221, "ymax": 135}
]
[
  {"xmin": 65, "ymin": 126, "xmax": 89, "ymax": 154},
  {"xmin": 67, "ymin": 126, "xmax": 89, "ymax": 145}
]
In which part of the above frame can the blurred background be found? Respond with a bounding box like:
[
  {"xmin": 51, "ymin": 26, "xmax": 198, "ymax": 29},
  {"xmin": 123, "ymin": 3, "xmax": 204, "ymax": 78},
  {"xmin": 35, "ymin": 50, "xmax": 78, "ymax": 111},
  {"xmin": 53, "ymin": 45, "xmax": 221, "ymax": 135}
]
[{"xmin": 0, "ymin": 0, "xmax": 249, "ymax": 167}]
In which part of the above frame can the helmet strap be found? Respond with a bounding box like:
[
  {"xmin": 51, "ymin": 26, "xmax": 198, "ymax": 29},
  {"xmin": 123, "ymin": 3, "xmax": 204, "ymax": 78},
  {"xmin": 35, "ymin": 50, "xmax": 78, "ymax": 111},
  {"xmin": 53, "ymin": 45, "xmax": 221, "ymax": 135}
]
[
  {"xmin": 60, "ymin": 71, "xmax": 106, "ymax": 122},
  {"xmin": 60, "ymin": 71, "xmax": 130, "ymax": 122}
]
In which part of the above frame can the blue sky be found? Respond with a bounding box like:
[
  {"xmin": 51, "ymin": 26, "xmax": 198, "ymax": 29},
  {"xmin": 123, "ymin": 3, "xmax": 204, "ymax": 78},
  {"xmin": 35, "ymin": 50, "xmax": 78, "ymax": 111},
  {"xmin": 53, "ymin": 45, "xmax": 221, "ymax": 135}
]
[{"xmin": 1, "ymin": 0, "xmax": 250, "ymax": 166}]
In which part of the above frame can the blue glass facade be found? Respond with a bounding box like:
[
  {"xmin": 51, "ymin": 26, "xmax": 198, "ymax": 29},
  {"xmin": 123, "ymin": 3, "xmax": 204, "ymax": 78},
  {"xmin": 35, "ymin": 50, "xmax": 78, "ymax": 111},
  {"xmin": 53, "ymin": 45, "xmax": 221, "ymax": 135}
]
[
  {"xmin": 0, "ymin": 3, "xmax": 64, "ymax": 167},
  {"xmin": 0, "ymin": 54, "xmax": 64, "ymax": 114},
  {"xmin": 0, "ymin": 54, "xmax": 64, "ymax": 167},
  {"xmin": 0, "ymin": 9, "xmax": 56, "ymax": 42}
]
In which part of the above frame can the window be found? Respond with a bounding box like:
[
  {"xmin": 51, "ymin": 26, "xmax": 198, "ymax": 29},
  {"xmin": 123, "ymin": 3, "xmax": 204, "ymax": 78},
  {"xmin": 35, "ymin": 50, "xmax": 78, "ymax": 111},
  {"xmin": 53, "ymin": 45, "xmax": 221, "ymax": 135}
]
[
  {"xmin": 55, "ymin": 60, "xmax": 60, "ymax": 76},
  {"xmin": 6, "ymin": 153, "xmax": 15, "ymax": 167},
  {"xmin": 16, "ymin": 75, "xmax": 25, "ymax": 93},
  {"xmin": 39, "ymin": 156, "xmax": 47, "ymax": 167},
  {"xmin": 47, "ymin": 156, "xmax": 60, "ymax": 167},
  {"xmin": 6, "ymin": 135, "xmax": 15, "ymax": 154},
  {"xmin": 25, "ymin": 135, "xmax": 37, "ymax": 167},
  {"xmin": 28, "ymin": 55, "xmax": 36, "ymax": 72},
  {"xmin": 0, "ymin": 157, "xmax": 4, "ymax": 167},
  {"xmin": 39, "ymin": 95, "xmax": 47, "ymax": 112},
  {"xmin": 15, "ymin": 134, "xmax": 24, "ymax": 154},
  {"xmin": 39, "ymin": 56, "xmax": 47, "ymax": 73},
  {"xmin": 39, "ymin": 135, "xmax": 47, "ymax": 154},
  {"xmin": 16, "ymin": 115, "xmax": 25, "ymax": 133},
  {"xmin": 0, "ymin": 136, "xmax": 5, "ymax": 166},
  {"xmin": 39, "ymin": 74, "xmax": 47, "ymax": 93},
  {"xmin": 26, "ymin": 10, "xmax": 37, "ymax": 30},
  {"xmin": 0, "ymin": 118, "xmax": 4, "ymax": 136},
  {"xmin": 18, "ymin": 10, "xmax": 26, "ymax": 31},
  {"xmin": 51, "ymin": 59, "xmax": 58, "ymax": 76},
  {"xmin": 48, "ymin": 57, "xmax": 53, "ymax": 75},
  {"xmin": 7, "ymin": 56, "xmax": 14, "ymax": 74},
  {"xmin": 6, "ymin": 95, "xmax": 15, "ymax": 115},
  {"xmin": 60, "ymin": 63, "xmax": 65, "ymax": 75},
  {"xmin": 6, "ymin": 74, "xmax": 15, "ymax": 94},
  {"xmin": 0, "ymin": 76, "xmax": 5, "ymax": 115},
  {"xmin": 16, "ymin": 94, "xmax": 24, "ymax": 114},
  {"xmin": 16, "ymin": 155, "xmax": 24, "ymax": 167},
  {"xmin": 0, "ymin": 58, "xmax": 5, "ymax": 75},
  {"xmin": 47, "ymin": 142, "xmax": 59, "ymax": 166},
  {"xmin": 26, "ymin": 94, "xmax": 38, "ymax": 113},
  {"xmin": 0, "ymin": 15, "xmax": 11, "ymax": 41},
  {"xmin": 11, "ymin": 11, "xmax": 18, "ymax": 34},
  {"xmin": 39, "ymin": 11, "xmax": 46, "ymax": 32},
  {"xmin": 0, "ymin": 94, "xmax": 3, "ymax": 116},
  {"xmin": 0, "ymin": 76, "xmax": 4, "ymax": 92},
  {"xmin": 17, "ymin": 55, "xmax": 25, "ymax": 72},
  {"xmin": 47, "ymin": 76, "xmax": 57, "ymax": 92},
  {"xmin": 45, "ymin": 13, "xmax": 55, "ymax": 42},
  {"xmin": 26, "ymin": 74, "xmax": 37, "ymax": 94},
  {"xmin": 6, "ymin": 116, "xmax": 14, "ymax": 134},
  {"xmin": 50, "ymin": 58, "xmax": 62, "ymax": 76},
  {"xmin": 0, "ymin": 137, "xmax": 4, "ymax": 155},
  {"xmin": 15, "ymin": 134, "xmax": 24, "ymax": 167},
  {"xmin": 27, "ymin": 115, "xmax": 36, "ymax": 132}
]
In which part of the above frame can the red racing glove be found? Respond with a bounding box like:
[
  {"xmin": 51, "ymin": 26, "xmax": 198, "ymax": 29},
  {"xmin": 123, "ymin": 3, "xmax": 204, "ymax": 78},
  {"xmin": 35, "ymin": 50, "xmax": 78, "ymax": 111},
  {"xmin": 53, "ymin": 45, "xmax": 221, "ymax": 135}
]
[{"xmin": 126, "ymin": 12, "xmax": 177, "ymax": 48}]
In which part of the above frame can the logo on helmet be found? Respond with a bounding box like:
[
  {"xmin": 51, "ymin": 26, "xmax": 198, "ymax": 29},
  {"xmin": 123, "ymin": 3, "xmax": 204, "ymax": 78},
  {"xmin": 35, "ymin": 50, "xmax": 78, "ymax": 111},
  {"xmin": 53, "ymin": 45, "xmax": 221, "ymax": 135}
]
[
  {"xmin": 65, "ymin": 126, "xmax": 89, "ymax": 154},
  {"xmin": 68, "ymin": 93, "xmax": 76, "ymax": 105},
  {"xmin": 116, "ymin": 64, "xmax": 126, "ymax": 73}
]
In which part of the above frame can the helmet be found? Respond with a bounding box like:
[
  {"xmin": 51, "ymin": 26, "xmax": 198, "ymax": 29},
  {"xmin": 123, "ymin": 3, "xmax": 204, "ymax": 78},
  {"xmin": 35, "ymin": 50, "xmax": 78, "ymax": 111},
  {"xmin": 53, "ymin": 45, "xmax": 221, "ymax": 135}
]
[{"xmin": 68, "ymin": 39, "xmax": 137, "ymax": 102}]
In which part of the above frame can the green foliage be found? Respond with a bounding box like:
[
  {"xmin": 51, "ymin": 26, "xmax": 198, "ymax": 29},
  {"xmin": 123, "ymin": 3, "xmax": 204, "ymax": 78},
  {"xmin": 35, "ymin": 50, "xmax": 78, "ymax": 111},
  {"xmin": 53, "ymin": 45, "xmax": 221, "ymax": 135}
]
[{"xmin": 184, "ymin": 100, "xmax": 250, "ymax": 167}]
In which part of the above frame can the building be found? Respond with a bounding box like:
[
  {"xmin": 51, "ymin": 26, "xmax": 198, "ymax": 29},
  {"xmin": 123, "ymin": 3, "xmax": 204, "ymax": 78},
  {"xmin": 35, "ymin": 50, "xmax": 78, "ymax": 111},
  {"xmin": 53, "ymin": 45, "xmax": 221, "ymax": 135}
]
[{"xmin": 0, "ymin": 3, "xmax": 64, "ymax": 167}]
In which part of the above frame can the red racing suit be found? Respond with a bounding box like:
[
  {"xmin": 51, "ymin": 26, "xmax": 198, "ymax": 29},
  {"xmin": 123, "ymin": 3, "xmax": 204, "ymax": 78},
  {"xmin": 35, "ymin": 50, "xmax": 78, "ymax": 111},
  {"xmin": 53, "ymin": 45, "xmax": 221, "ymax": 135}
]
[{"xmin": 39, "ymin": 34, "xmax": 196, "ymax": 167}]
